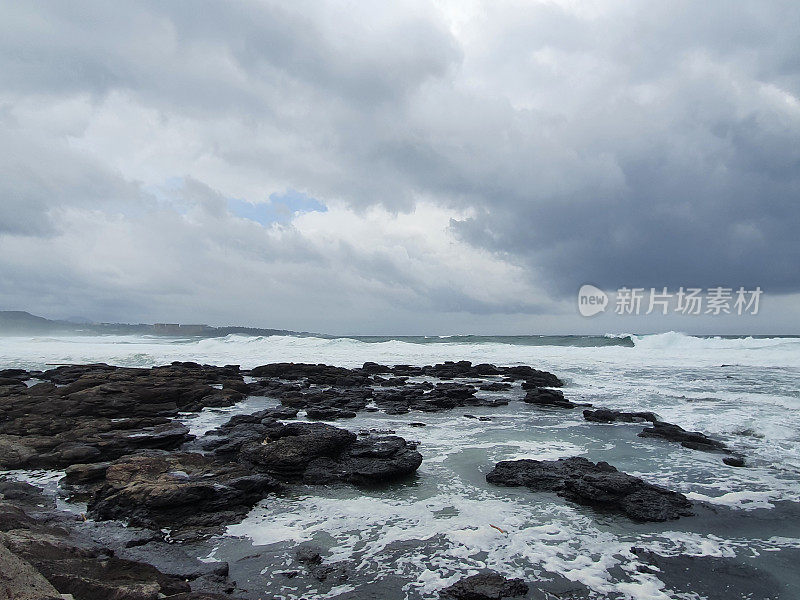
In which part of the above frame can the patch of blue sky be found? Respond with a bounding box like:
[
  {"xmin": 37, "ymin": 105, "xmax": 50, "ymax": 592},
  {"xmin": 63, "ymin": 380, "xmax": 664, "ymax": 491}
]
[{"xmin": 227, "ymin": 189, "xmax": 327, "ymax": 226}]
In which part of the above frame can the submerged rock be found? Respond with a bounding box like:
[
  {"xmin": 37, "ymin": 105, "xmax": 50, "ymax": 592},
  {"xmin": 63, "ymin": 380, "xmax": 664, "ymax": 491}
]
[
  {"xmin": 486, "ymin": 457, "xmax": 693, "ymax": 521},
  {"xmin": 583, "ymin": 408, "xmax": 659, "ymax": 423},
  {"xmin": 294, "ymin": 545, "xmax": 349, "ymax": 583},
  {"xmin": 439, "ymin": 572, "xmax": 529, "ymax": 599},
  {"xmin": 630, "ymin": 547, "xmax": 784, "ymax": 600},
  {"xmin": 638, "ymin": 421, "xmax": 728, "ymax": 452}
]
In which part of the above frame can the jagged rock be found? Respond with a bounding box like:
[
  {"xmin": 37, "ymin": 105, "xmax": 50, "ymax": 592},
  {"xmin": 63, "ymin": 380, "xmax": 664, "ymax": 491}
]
[
  {"xmin": 249, "ymin": 363, "xmax": 370, "ymax": 387},
  {"xmin": 242, "ymin": 361, "xmax": 560, "ymax": 418},
  {"xmin": 439, "ymin": 572, "xmax": 529, "ymax": 599},
  {"xmin": 583, "ymin": 409, "xmax": 659, "ymax": 423},
  {"xmin": 63, "ymin": 462, "xmax": 111, "ymax": 484},
  {"xmin": 486, "ymin": 457, "xmax": 693, "ymax": 521},
  {"xmin": 1, "ymin": 526, "xmax": 194, "ymax": 600}
]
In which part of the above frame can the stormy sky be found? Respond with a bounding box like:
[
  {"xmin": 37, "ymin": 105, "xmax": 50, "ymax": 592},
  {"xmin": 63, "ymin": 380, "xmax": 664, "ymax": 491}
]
[{"xmin": 1, "ymin": 1, "xmax": 798, "ymax": 334}]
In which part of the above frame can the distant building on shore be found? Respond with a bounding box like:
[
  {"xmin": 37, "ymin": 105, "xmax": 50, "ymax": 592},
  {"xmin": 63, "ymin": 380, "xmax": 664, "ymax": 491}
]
[{"xmin": 152, "ymin": 323, "xmax": 209, "ymax": 335}]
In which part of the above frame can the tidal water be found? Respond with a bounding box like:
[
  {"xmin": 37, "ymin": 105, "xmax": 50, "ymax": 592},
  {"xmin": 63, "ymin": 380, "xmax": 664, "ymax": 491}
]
[{"xmin": 2, "ymin": 332, "xmax": 799, "ymax": 598}]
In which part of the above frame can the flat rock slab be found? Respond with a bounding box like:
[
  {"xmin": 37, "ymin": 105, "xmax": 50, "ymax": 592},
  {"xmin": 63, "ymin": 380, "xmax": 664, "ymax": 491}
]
[
  {"xmin": 88, "ymin": 451, "xmax": 281, "ymax": 530},
  {"xmin": 486, "ymin": 456, "xmax": 693, "ymax": 522},
  {"xmin": 0, "ymin": 542, "xmax": 61, "ymax": 600}
]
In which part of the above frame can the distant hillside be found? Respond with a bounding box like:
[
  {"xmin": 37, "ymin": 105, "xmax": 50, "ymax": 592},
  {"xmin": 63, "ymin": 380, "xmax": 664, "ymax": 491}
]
[
  {"xmin": 0, "ymin": 311, "xmax": 75, "ymax": 333},
  {"xmin": 0, "ymin": 311, "xmax": 303, "ymax": 338}
]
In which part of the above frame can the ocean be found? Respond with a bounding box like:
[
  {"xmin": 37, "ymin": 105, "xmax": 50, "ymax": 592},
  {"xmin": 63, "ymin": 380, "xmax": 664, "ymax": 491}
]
[{"xmin": 2, "ymin": 331, "xmax": 799, "ymax": 598}]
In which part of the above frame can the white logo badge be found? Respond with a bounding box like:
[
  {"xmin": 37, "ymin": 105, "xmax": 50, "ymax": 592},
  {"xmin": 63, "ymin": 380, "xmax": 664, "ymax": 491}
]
[{"xmin": 578, "ymin": 284, "xmax": 608, "ymax": 317}]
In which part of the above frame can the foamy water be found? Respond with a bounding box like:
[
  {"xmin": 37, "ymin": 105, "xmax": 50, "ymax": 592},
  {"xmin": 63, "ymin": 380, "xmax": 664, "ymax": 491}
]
[{"xmin": 2, "ymin": 332, "xmax": 799, "ymax": 598}]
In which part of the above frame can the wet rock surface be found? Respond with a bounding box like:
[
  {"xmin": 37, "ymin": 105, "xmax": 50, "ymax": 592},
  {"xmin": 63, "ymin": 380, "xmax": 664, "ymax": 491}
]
[
  {"xmin": 0, "ymin": 479, "xmax": 239, "ymax": 600},
  {"xmin": 0, "ymin": 540, "xmax": 62, "ymax": 600},
  {"xmin": 0, "ymin": 362, "xmax": 247, "ymax": 470},
  {"xmin": 638, "ymin": 421, "xmax": 729, "ymax": 452},
  {"xmin": 582, "ymin": 408, "xmax": 746, "ymax": 466},
  {"xmin": 87, "ymin": 451, "xmax": 282, "ymax": 530},
  {"xmin": 1, "ymin": 359, "xmax": 772, "ymax": 599},
  {"xmin": 238, "ymin": 421, "xmax": 423, "ymax": 485},
  {"xmin": 523, "ymin": 387, "xmax": 584, "ymax": 409},
  {"xmin": 439, "ymin": 572, "xmax": 529, "ymax": 599},
  {"xmin": 486, "ymin": 457, "xmax": 693, "ymax": 521},
  {"xmin": 78, "ymin": 415, "xmax": 421, "ymax": 532},
  {"xmin": 583, "ymin": 409, "xmax": 659, "ymax": 423},
  {"xmin": 631, "ymin": 547, "xmax": 786, "ymax": 600},
  {"xmin": 244, "ymin": 360, "xmax": 561, "ymax": 417}
]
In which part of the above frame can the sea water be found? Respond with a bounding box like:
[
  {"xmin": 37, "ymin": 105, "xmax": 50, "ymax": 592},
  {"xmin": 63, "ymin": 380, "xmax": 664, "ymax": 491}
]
[{"xmin": 1, "ymin": 332, "xmax": 799, "ymax": 598}]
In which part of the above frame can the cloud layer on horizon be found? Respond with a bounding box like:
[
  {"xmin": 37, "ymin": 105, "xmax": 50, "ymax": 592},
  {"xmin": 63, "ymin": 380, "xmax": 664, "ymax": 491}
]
[{"xmin": 1, "ymin": 0, "xmax": 798, "ymax": 333}]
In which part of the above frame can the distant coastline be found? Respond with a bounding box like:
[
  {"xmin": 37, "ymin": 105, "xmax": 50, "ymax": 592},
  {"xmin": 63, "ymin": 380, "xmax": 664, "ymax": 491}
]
[{"xmin": 0, "ymin": 310, "xmax": 304, "ymax": 338}]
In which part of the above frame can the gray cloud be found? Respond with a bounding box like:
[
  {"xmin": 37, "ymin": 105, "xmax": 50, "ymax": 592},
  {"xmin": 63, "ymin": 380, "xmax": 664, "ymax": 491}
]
[
  {"xmin": 0, "ymin": 1, "xmax": 798, "ymax": 331},
  {"xmin": 0, "ymin": 121, "xmax": 141, "ymax": 236}
]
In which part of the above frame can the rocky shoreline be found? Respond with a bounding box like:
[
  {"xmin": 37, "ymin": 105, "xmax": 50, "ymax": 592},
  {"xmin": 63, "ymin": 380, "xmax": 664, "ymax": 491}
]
[{"xmin": 0, "ymin": 360, "xmax": 768, "ymax": 599}]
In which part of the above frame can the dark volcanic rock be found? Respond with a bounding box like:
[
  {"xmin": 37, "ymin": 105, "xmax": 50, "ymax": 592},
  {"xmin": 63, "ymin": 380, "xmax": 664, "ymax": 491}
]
[
  {"xmin": 88, "ymin": 451, "xmax": 282, "ymax": 530},
  {"xmin": 0, "ymin": 520, "xmax": 197, "ymax": 600},
  {"xmin": 583, "ymin": 409, "xmax": 659, "ymax": 423},
  {"xmin": 0, "ymin": 541, "xmax": 64, "ymax": 600},
  {"xmin": 523, "ymin": 387, "xmax": 584, "ymax": 409},
  {"xmin": 0, "ymin": 479, "xmax": 246, "ymax": 599},
  {"xmin": 361, "ymin": 361, "xmax": 390, "ymax": 373},
  {"xmin": 63, "ymin": 461, "xmax": 111, "ymax": 484},
  {"xmin": 479, "ymin": 382, "xmax": 512, "ymax": 391},
  {"xmin": 243, "ymin": 361, "xmax": 560, "ymax": 418},
  {"xmin": 0, "ymin": 362, "xmax": 253, "ymax": 470},
  {"xmin": 249, "ymin": 362, "xmax": 370, "ymax": 387},
  {"xmin": 240, "ymin": 422, "xmax": 422, "ymax": 485},
  {"xmin": 439, "ymin": 572, "xmax": 529, "ymax": 599},
  {"xmin": 305, "ymin": 407, "xmax": 357, "ymax": 420},
  {"xmin": 372, "ymin": 383, "xmax": 507, "ymax": 415},
  {"xmin": 486, "ymin": 457, "xmax": 693, "ymax": 521},
  {"xmin": 638, "ymin": 421, "xmax": 728, "ymax": 452}
]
